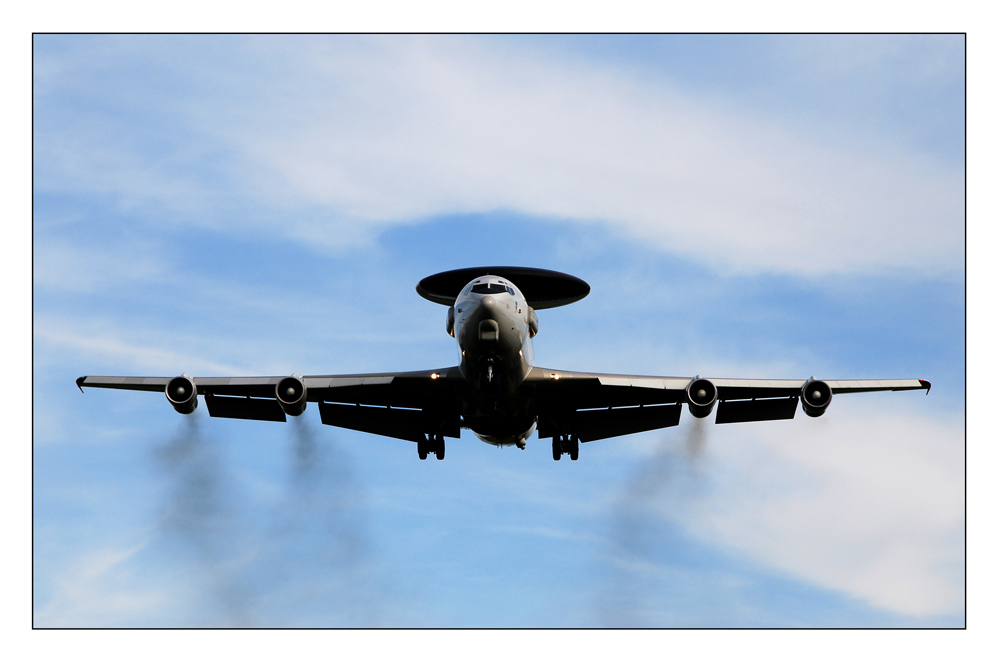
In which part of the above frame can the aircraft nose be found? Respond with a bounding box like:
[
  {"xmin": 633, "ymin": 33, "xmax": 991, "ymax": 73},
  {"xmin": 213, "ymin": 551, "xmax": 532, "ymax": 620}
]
[{"xmin": 479, "ymin": 295, "xmax": 497, "ymax": 314}]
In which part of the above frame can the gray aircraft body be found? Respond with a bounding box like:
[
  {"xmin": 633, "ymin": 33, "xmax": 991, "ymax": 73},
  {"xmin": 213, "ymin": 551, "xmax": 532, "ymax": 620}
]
[{"xmin": 78, "ymin": 267, "xmax": 930, "ymax": 461}]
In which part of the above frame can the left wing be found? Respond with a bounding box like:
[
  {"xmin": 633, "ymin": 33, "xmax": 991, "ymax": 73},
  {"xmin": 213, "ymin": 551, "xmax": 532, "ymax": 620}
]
[
  {"xmin": 523, "ymin": 367, "xmax": 930, "ymax": 442},
  {"xmin": 77, "ymin": 367, "xmax": 466, "ymax": 441}
]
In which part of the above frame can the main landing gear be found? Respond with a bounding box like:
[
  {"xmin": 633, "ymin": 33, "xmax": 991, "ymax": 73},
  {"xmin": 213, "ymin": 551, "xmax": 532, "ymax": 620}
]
[
  {"xmin": 418, "ymin": 434, "xmax": 445, "ymax": 461},
  {"xmin": 552, "ymin": 434, "xmax": 579, "ymax": 461}
]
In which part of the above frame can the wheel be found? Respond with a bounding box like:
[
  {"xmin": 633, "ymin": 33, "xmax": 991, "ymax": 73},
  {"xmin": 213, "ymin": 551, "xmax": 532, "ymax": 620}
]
[
  {"xmin": 417, "ymin": 438, "xmax": 428, "ymax": 460},
  {"xmin": 552, "ymin": 438, "xmax": 562, "ymax": 461},
  {"xmin": 569, "ymin": 435, "xmax": 579, "ymax": 461},
  {"xmin": 435, "ymin": 436, "xmax": 445, "ymax": 460}
]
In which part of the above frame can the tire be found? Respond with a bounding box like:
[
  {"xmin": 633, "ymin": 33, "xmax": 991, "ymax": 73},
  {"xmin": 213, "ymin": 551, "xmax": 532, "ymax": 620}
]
[
  {"xmin": 418, "ymin": 439, "xmax": 428, "ymax": 460},
  {"xmin": 570, "ymin": 435, "xmax": 579, "ymax": 461},
  {"xmin": 435, "ymin": 437, "xmax": 445, "ymax": 460},
  {"xmin": 552, "ymin": 438, "xmax": 561, "ymax": 461}
]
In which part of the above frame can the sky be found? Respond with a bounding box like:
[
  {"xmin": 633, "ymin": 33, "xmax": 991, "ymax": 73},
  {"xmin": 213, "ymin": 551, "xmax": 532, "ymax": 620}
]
[{"xmin": 32, "ymin": 34, "xmax": 965, "ymax": 630}]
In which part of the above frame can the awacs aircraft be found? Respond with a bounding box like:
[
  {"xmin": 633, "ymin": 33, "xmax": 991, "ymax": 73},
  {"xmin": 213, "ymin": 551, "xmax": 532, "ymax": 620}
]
[{"xmin": 78, "ymin": 267, "xmax": 930, "ymax": 461}]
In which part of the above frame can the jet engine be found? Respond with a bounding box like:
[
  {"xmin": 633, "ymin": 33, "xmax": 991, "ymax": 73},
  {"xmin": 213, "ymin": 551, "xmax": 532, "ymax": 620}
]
[
  {"xmin": 276, "ymin": 375, "xmax": 308, "ymax": 416},
  {"xmin": 686, "ymin": 377, "xmax": 718, "ymax": 419},
  {"xmin": 800, "ymin": 378, "xmax": 832, "ymax": 417},
  {"xmin": 165, "ymin": 374, "xmax": 198, "ymax": 414},
  {"xmin": 527, "ymin": 306, "xmax": 539, "ymax": 337}
]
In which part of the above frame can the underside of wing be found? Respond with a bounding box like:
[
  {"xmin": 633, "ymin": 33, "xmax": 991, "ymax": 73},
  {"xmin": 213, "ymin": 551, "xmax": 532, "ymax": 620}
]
[
  {"xmin": 523, "ymin": 367, "xmax": 689, "ymax": 442},
  {"xmin": 77, "ymin": 367, "xmax": 465, "ymax": 440},
  {"xmin": 308, "ymin": 367, "xmax": 465, "ymax": 439},
  {"xmin": 525, "ymin": 367, "xmax": 930, "ymax": 441}
]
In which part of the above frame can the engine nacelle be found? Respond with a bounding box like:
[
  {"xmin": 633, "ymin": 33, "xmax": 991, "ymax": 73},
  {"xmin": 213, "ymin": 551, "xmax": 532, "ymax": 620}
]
[
  {"xmin": 686, "ymin": 377, "xmax": 718, "ymax": 419},
  {"xmin": 801, "ymin": 378, "xmax": 832, "ymax": 418},
  {"xmin": 276, "ymin": 375, "xmax": 308, "ymax": 416},
  {"xmin": 165, "ymin": 374, "xmax": 198, "ymax": 414},
  {"xmin": 527, "ymin": 306, "xmax": 539, "ymax": 338},
  {"xmin": 447, "ymin": 306, "xmax": 455, "ymax": 337}
]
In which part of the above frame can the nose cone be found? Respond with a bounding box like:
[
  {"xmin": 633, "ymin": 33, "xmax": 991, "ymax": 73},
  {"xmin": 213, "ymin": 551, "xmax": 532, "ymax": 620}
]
[{"xmin": 479, "ymin": 295, "xmax": 497, "ymax": 314}]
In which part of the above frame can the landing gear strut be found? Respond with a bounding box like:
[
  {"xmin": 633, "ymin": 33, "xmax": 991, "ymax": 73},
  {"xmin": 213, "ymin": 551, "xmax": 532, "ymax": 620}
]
[
  {"xmin": 417, "ymin": 434, "xmax": 445, "ymax": 461},
  {"xmin": 552, "ymin": 434, "xmax": 579, "ymax": 461}
]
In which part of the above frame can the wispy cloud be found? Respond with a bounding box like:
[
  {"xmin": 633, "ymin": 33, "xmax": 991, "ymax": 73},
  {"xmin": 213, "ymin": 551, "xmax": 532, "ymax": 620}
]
[
  {"xmin": 34, "ymin": 540, "xmax": 173, "ymax": 627},
  {"xmin": 664, "ymin": 405, "xmax": 963, "ymax": 617},
  {"xmin": 33, "ymin": 238, "xmax": 171, "ymax": 294},
  {"xmin": 34, "ymin": 322, "xmax": 249, "ymax": 376},
  {"xmin": 34, "ymin": 36, "xmax": 963, "ymax": 276}
]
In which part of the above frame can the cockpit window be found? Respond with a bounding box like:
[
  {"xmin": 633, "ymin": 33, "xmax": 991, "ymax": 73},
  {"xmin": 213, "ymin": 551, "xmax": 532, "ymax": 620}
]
[{"xmin": 471, "ymin": 283, "xmax": 508, "ymax": 294}]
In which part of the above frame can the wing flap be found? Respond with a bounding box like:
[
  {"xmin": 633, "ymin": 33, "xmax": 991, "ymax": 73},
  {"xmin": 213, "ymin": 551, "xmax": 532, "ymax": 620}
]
[
  {"xmin": 539, "ymin": 404, "xmax": 682, "ymax": 442},
  {"xmin": 317, "ymin": 403, "xmax": 460, "ymax": 441},
  {"xmin": 205, "ymin": 394, "xmax": 287, "ymax": 422},
  {"xmin": 715, "ymin": 397, "xmax": 799, "ymax": 424}
]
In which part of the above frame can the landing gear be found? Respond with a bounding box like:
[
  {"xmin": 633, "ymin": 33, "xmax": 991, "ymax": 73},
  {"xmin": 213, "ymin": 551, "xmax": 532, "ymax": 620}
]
[
  {"xmin": 418, "ymin": 434, "xmax": 445, "ymax": 461},
  {"xmin": 552, "ymin": 434, "xmax": 580, "ymax": 461}
]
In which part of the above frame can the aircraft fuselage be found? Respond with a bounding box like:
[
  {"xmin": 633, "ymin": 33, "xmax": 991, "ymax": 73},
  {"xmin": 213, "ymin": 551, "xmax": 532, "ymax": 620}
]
[{"xmin": 454, "ymin": 275, "xmax": 537, "ymax": 446}]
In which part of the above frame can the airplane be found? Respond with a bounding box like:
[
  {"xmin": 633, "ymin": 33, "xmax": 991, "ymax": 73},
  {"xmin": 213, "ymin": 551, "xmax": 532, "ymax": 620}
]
[{"xmin": 77, "ymin": 266, "xmax": 931, "ymax": 461}]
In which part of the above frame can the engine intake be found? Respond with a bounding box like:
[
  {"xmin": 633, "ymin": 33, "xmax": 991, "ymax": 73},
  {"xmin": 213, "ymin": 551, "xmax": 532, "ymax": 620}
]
[
  {"xmin": 527, "ymin": 306, "xmax": 538, "ymax": 337},
  {"xmin": 165, "ymin": 374, "xmax": 198, "ymax": 414},
  {"xmin": 446, "ymin": 306, "xmax": 456, "ymax": 337},
  {"xmin": 686, "ymin": 377, "xmax": 718, "ymax": 419},
  {"xmin": 276, "ymin": 375, "xmax": 308, "ymax": 416},
  {"xmin": 801, "ymin": 378, "xmax": 832, "ymax": 417}
]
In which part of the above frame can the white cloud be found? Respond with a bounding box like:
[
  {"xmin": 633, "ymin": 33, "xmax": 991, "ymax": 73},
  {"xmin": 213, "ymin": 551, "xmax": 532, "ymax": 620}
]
[
  {"xmin": 33, "ymin": 321, "xmax": 249, "ymax": 376},
  {"xmin": 662, "ymin": 404, "xmax": 963, "ymax": 617},
  {"xmin": 33, "ymin": 238, "xmax": 171, "ymax": 294},
  {"xmin": 242, "ymin": 38, "xmax": 962, "ymax": 276},
  {"xmin": 35, "ymin": 36, "xmax": 963, "ymax": 276},
  {"xmin": 33, "ymin": 541, "xmax": 172, "ymax": 627}
]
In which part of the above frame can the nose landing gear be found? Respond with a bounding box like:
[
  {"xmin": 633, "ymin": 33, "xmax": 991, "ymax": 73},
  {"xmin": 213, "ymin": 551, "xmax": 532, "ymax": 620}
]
[
  {"xmin": 552, "ymin": 434, "xmax": 579, "ymax": 461},
  {"xmin": 417, "ymin": 434, "xmax": 446, "ymax": 461}
]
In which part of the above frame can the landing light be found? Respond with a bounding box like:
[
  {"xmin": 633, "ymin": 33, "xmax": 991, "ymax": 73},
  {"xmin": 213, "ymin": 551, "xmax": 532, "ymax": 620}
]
[
  {"xmin": 551, "ymin": 373, "xmax": 560, "ymax": 380},
  {"xmin": 430, "ymin": 373, "xmax": 440, "ymax": 380}
]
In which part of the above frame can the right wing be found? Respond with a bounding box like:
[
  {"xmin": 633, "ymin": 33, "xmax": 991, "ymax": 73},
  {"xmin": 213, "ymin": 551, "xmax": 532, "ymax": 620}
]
[
  {"xmin": 523, "ymin": 367, "xmax": 930, "ymax": 442},
  {"xmin": 77, "ymin": 367, "xmax": 466, "ymax": 441}
]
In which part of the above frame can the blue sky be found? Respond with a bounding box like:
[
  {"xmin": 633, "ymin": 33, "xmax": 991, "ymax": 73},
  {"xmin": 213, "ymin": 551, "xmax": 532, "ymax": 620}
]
[{"xmin": 33, "ymin": 34, "xmax": 964, "ymax": 628}]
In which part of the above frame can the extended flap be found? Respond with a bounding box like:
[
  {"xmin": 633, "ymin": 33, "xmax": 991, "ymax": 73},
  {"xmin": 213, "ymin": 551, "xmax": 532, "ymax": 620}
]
[
  {"xmin": 715, "ymin": 397, "xmax": 799, "ymax": 424},
  {"xmin": 205, "ymin": 394, "xmax": 287, "ymax": 422}
]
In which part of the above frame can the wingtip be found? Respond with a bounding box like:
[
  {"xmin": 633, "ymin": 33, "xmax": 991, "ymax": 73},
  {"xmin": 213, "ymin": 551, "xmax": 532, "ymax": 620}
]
[
  {"xmin": 920, "ymin": 379, "xmax": 931, "ymax": 394},
  {"xmin": 76, "ymin": 376, "xmax": 86, "ymax": 393}
]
